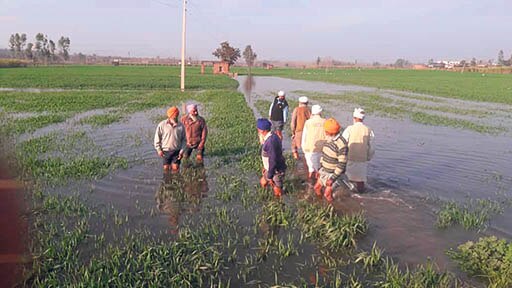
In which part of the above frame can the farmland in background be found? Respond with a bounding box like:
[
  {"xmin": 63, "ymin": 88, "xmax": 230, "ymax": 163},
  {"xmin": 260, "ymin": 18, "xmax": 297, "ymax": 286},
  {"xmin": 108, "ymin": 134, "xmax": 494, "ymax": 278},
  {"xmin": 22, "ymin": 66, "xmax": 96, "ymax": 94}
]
[{"xmin": 236, "ymin": 67, "xmax": 512, "ymax": 104}]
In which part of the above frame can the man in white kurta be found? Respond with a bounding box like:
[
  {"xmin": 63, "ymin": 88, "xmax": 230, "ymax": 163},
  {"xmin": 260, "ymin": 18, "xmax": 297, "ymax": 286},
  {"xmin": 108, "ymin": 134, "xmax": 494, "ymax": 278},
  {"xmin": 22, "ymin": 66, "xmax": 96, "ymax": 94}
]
[
  {"xmin": 301, "ymin": 105, "xmax": 326, "ymax": 180},
  {"xmin": 342, "ymin": 108, "xmax": 375, "ymax": 192}
]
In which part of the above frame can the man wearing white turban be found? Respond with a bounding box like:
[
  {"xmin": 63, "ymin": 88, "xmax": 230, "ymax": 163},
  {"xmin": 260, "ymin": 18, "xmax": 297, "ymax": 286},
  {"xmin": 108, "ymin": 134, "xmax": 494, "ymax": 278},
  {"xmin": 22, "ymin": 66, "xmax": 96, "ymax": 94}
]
[
  {"xmin": 290, "ymin": 96, "xmax": 311, "ymax": 159},
  {"xmin": 341, "ymin": 107, "xmax": 375, "ymax": 192},
  {"xmin": 181, "ymin": 103, "xmax": 208, "ymax": 163},
  {"xmin": 301, "ymin": 104, "xmax": 326, "ymax": 180}
]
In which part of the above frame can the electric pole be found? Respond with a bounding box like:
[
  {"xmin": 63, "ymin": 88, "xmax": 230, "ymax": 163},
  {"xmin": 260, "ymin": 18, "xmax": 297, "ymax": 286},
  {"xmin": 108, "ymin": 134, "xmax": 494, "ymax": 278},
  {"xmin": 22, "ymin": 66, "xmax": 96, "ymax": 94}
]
[{"xmin": 180, "ymin": 0, "xmax": 187, "ymax": 92}]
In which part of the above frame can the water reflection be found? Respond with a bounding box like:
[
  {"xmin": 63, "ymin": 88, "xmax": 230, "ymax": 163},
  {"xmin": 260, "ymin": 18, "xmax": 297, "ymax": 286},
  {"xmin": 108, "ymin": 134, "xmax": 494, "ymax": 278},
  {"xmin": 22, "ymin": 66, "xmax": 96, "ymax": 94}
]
[
  {"xmin": 155, "ymin": 163, "xmax": 209, "ymax": 235},
  {"xmin": 243, "ymin": 74, "xmax": 255, "ymax": 96}
]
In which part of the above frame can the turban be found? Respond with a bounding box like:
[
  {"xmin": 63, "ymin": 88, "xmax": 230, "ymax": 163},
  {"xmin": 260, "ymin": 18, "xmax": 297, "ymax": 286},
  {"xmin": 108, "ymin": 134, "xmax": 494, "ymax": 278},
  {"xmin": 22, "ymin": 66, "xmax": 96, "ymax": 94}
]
[
  {"xmin": 298, "ymin": 96, "xmax": 308, "ymax": 104},
  {"xmin": 323, "ymin": 118, "xmax": 341, "ymax": 134},
  {"xmin": 311, "ymin": 105, "xmax": 322, "ymax": 115},
  {"xmin": 277, "ymin": 90, "xmax": 285, "ymax": 97},
  {"xmin": 167, "ymin": 106, "xmax": 179, "ymax": 118},
  {"xmin": 186, "ymin": 103, "xmax": 197, "ymax": 113},
  {"xmin": 256, "ymin": 118, "xmax": 272, "ymax": 131},
  {"xmin": 353, "ymin": 107, "xmax": 365, "ymax": 120}
]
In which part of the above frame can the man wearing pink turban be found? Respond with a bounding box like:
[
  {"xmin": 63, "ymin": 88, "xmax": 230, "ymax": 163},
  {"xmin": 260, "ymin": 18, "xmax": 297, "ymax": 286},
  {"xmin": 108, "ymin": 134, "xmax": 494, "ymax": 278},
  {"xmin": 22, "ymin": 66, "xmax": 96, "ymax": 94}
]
[{"xmin": 181, "ymin": 104, "xmax": 208, "ymax": 163}]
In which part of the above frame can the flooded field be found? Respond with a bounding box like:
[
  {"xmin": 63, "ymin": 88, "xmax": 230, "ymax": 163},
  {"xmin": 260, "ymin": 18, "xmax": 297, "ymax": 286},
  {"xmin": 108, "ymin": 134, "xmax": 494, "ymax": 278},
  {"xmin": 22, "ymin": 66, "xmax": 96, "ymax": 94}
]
[
  {"xmin": 239, "ymin": 75, "xmax": 512, "ymax": 274},
  {"xmin": 1, "ymin": 66, "xmax": 511, "ymax": 287}
]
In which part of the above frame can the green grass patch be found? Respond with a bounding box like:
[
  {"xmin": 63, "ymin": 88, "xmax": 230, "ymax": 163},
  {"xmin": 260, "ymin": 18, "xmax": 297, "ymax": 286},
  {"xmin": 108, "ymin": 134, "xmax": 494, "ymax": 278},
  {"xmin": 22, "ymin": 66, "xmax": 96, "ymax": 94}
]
[
  {"xmin": 436, "ymin": 199, "xmax": 504, "ymax": 230},
  {"xmin": 79, "ymin": 113, "xmax": 123, "ymax": 127},
  {"xmin": 2, "ymin": 113, "xmax": 69, "ymax": 135},
  {"xmin": 0, "ymin": 65, "xmax": 238, "ymax": 90},
  {"xmin": 23, "ymin": 156, "xmax": 128, "ymax": 184},
  {"xmin": 296, "ymin": 201, "xmax": 368, "ymax": 250},
  {"xmin": 447, "ymin": 236, "xmax": 512, "ymax": 288}
]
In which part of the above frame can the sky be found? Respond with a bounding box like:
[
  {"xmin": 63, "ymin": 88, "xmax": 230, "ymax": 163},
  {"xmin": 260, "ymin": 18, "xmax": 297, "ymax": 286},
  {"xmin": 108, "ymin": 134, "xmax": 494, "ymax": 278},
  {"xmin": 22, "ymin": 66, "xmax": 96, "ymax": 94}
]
[{"xmin": 1, "ymin": 0, "xmax": 511, "ymax": 63}]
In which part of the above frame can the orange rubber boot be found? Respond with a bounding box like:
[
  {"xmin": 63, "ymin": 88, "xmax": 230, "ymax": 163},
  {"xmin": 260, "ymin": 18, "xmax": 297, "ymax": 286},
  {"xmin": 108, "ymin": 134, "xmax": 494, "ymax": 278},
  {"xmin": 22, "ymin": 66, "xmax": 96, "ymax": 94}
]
[
  {"xmin": 260, "ymin": 176, "xmax": 268, "ymax": 188},
  {"xmin": 292, "ymin": 152, "xmax": 299, "ymax": 160},
  {"xmin": 171, "ymin": 163, "xmax": 180, "ymax": 172},
  {"xmin": 273, "ymin": 186, "xmax": 282, "ymax": 198},
  {"xmin": 324, "ymin": 186, "xmax": 333, "ymax": 202},
  {"xmin": 196, "ymin": 154, "xmax": 203, "ymax": 163},
  {"xmin": 313, "ymin": 180, "xmax": 323, "ymax": 197}
]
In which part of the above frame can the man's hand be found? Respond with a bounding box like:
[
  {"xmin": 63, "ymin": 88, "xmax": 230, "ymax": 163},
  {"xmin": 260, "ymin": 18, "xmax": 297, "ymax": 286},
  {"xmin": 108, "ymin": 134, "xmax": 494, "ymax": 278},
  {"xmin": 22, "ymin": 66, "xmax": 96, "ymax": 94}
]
[
  {"xmin": 291, "ymin": 134, "xmax": 295, "ymax": 139},
  {"xmin": 158, "ymin": 151, "xmax": 164, "ymax": 157},
  {"xmin": 177, "ymin": 152, "xmax": 183, "ymax": 160}
]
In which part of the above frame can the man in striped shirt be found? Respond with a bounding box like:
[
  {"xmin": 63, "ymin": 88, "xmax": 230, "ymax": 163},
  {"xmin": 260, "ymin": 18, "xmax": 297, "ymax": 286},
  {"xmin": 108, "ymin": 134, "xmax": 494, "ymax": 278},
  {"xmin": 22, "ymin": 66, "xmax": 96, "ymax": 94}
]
[{"xmin": 314, "ymin": 118, "xmax": 348, "ymax": 202}]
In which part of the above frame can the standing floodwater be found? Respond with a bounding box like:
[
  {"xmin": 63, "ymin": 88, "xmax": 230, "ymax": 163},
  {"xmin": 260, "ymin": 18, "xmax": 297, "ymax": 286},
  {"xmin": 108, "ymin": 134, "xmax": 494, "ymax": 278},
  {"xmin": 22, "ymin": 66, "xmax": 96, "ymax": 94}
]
[{"xmin": 238, "ymin": 75, "xmax": 512, "ymax": 268}]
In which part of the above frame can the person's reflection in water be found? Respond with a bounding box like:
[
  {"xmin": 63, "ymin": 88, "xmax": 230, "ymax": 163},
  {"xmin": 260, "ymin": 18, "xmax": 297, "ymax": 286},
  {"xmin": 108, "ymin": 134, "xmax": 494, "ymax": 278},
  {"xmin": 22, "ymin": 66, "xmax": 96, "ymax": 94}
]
[{"xmin": 155, "ymin": 162, "xmax": 209, "ymax": 235}]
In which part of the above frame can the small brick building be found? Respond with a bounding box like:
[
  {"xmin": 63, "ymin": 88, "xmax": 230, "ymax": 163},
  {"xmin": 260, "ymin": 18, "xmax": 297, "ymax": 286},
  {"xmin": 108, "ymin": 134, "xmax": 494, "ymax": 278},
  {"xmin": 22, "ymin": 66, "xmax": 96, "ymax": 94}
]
[{"xmin": 200, "ymin": 61, "xmax": 230, "ymax": 74}]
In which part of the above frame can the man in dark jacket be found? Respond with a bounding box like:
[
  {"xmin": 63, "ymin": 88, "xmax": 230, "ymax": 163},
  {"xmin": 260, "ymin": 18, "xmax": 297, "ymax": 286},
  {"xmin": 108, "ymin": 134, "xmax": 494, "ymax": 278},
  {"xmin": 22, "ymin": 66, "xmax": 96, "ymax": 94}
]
[
  {"xmin": 257, "ymin": 118, "xmax": 287, "ymax": 197},
  {"xmin": 181, "ymin": 104, "xmax": 208, "ymax": 163},
  {"xmin": 268, "ymin": 90, "xmax": 289, "ymax": 140}
]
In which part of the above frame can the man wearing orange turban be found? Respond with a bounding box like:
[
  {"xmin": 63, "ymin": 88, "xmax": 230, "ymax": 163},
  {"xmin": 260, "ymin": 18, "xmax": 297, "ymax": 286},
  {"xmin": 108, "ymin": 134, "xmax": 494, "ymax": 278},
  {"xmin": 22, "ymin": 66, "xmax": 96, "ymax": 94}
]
[
  {"xmin": 314, "ymin": 118, "xmax": 349, "ymax": 202},
  {"xmin": 154, "ymin": 106, "xmax": 186, "ymax": 171}
]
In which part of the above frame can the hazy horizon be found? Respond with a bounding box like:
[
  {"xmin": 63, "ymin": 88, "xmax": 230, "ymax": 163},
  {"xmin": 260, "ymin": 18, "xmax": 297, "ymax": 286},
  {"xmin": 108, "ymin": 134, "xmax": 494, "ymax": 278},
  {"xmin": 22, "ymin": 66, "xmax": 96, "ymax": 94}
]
[{"xmin": 1, "ymin": 0, "xmax": 511, "ymax": 63}]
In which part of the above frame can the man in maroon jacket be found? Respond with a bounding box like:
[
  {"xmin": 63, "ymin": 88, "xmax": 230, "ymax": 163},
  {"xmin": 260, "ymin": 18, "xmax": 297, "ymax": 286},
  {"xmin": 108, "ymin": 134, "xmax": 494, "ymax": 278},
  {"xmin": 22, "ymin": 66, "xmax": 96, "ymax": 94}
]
[{"xmin": 181, "ymin": 104, "xmax": 208, "ymax": 163}]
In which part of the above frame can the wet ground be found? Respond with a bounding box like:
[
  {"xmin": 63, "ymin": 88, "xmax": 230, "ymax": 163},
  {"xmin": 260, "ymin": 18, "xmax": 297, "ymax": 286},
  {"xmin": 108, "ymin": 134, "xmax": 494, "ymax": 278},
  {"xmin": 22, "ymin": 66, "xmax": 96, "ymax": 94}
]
[
  {"xmin": 238, "ymin": 75, "xmax": 512, "ymax": 270},
  {"xmin": 5, "ymin": 76, "xmax": 511, "ymax": 285}
]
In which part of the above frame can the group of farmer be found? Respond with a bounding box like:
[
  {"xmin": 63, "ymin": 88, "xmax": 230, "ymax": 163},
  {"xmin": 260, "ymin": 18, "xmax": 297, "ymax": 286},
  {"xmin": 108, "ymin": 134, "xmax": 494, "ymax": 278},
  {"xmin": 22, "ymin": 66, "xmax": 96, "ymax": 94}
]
[
  {"xmin": 154, "ymin": 103, "xmax": 208, "ymax": 171},
  {"xmin": 261, "ymin": 90, "xmax": 375, "ymax": 201},
  {"xmin": 154, "ymin": 90, "xmax": 374, "ymax": 202}
]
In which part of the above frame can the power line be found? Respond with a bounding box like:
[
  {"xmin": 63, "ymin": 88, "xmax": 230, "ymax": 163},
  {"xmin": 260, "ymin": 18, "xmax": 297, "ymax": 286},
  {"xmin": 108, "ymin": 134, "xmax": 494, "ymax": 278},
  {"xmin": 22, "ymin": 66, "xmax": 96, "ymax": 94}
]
[{"xmin": 149, "ymin": 0, "xmax": 179, "ymax": 8}]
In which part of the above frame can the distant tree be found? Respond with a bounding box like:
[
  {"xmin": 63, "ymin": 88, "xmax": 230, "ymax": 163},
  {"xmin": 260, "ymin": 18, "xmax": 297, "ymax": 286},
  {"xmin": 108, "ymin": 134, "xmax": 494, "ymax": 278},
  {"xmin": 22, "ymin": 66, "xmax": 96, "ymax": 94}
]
[
  {"xmin": 498, "ymin": 50, "xmax": 505, "ymax": 65},
  {"xmin": 372, "ymin": 61, "xmax": 381, "ymax": 67},
  {"xmin": 394, "ymin": 58, "xmax": 410, "ymax": 68},
  {"xmin": 8, "ymin": 33, "xmax": 27, "ymax": 58},
  {"xmin": 35, "ymin": 33, "xmax": 51, "ymax": 63},
  {"xmin": 49, "ymin": 40, "xmax": 56, "ymax": 62},
  {"xmin": 25, "ymin": 43, "xmax": 34, "ymax": 60},
  {"xmin": 428, "ymin": 58, "xmax": 434, "ymax": 65},
  {"xmin": 78, "ymin": 52, "xmax": 87, "ymax": 64},
  {"xmin": 460, "ymin": 60, "xmax": 466, "ymax": 67},
  {"xmin": 316, "ymin": 56, "xmax": 321, "ymax": 67},
  {"xmin": 470, "ymin": 57, "xmax": 477, "ymax": 66},
  {"xmin": 212, "ymin": 41, "xmax": 240, "ymax": 66},
  {"xmin": 243, "ymin": 45, "xmax": 257, "ymax": 73},
  {"xmin": 8, "ymin": 34, "xmax": 16, "ymax": 56},
  {"xmin": 58, "ymin": 36, "xmax": 71, "ymax": 61}
]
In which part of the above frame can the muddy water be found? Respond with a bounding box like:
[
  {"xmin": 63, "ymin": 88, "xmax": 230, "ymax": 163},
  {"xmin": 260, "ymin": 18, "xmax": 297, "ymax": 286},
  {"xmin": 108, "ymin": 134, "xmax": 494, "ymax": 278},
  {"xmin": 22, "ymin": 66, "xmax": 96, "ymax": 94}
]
[{"xmin": 238, "ymin": 75, "xmax": 512, "ymax": 268}]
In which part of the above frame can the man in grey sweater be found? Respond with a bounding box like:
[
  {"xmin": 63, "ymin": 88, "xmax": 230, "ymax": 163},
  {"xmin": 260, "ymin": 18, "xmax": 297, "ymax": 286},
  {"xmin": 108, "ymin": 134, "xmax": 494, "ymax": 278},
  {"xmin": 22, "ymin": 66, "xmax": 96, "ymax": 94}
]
[{"xmin": 154, "ymin": 106, "xmax": 186, "ymax": 172}]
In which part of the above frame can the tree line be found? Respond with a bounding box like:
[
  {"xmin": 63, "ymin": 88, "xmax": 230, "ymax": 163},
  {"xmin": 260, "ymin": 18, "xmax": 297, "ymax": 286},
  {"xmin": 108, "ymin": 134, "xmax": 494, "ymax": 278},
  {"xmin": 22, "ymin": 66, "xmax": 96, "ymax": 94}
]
[
  {"xmin": 212, "ymin": 41, "xmax": 257, "ymax": 71},
  {"xmin": 8, "ymin": 33, "xmax": 71, "ymax": 63},
  {"xmin": 497, "ymin": 50, "xmax": 512, "ymax": 66}
]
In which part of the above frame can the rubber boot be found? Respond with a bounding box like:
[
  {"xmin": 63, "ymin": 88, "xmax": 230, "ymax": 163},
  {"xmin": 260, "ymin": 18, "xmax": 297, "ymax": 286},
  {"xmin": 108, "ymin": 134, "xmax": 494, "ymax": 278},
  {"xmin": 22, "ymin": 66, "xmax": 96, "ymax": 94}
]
[
  {"xmin": 324, "ymin": 186, "xmax": 334, "ymax": 202},
  {"xmin": 355, "ymin": 181, "xmax": 365, "ymax": 193},
  {"xmin": 196, "ymin": 154, "xmax": 203, "ymax": 163},
  {"xmin": 276, "ymin": 130, "xmax": 283, "ymax": 140},
  {"xmin": 273, "ymin": 186, "xmax": 282, "ymax": 198},
  {"xmin": 292, "ymin": 151, "xmax": 299, "ymax": 160},
  {"xmin": 313, "ymin": 180, "xmax": 323, "ymax": 197},
  {"xmin": 171, "ymin": 163, "xmax": 180, "ymax": 173},
  {"xmin": 260, "ymin": 176, "xmax": 268, "ymax": 188},
  {"xmin": 163, "ymin": 165, "xmax": 170, "ymax": 171}
]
